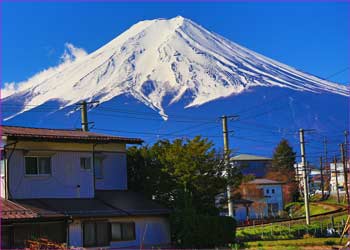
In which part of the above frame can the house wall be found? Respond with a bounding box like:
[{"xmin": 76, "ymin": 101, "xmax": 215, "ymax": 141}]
[
  {"xmin": 1, "ymin": 175, "xmax": 5, "ymax": 198},
  {"xmin": 9, "ymin": 150, "xmax": 95, "ymax": 198},
  {"xmin": 69, "ymin": 216, "xmax": 171, "ymax": 248},
  {"xmin": 95, "ymin": 152, "xmax": 127, "ymax": 190},
  {"xmin": 8, "ymin": 141, "xmax": 126, "ymax": 153},
  {"xmin": 8, "ymin": 149, "xmax": 128, "ymax": 198},
  {"xmin": 235, "ymin": 160, "xmax": 271, "ymax": 178},
  {"xmin": 68, "ymin": 221, "xmax": 83, "ymax": 247},
  {"xmin": 234, "ymin": 206, "xmax": 248, "ymax": 221}
]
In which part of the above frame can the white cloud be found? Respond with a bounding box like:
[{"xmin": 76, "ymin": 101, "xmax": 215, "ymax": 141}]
[
  {"xmin": 60, "ymin": 43, "xmax": 88, "ymax": 63},
  {"xmin": 1, "ymin": 43, "xmax": 88, "ymax": 99}
]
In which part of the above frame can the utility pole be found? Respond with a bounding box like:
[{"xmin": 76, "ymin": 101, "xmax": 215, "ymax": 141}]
[
  {"xmin": 341, "ymin": 143, "xmax": 350, "ymax": 209},
  {"xmin": 345, "ymin": 131, "xmax": 349, "ymax": 185},
  {"xmin": 320, "ymin": 156, "xmax": 324, "ymax": 200},
  {"xmin": 324, "ymin": 137, "xmax": 330, "ymax": 194},
  {"xmin": 334, "ymin": 156, "xmax": 340, "ymax": 204},
  {"xmin": 221, "ymin": 115, "xmax": 239, "ymax": 218},
  {"xmin": 222, "ymin": 115, "xmax": 234, "ymax": 218},
  {"xmin": 76, "ymin": 101, "xmax": 99, "ymax": 131},
  {"xmin": 81, "ymin": 101, "xmax": 88, "ymax": 131},
  {"xmin": 299, "ymin": 128, "xmax": 311, "ymax": 225},
  {"xmin": 345, "ymin": 130, "xmax": 349, "ymax": 162}
]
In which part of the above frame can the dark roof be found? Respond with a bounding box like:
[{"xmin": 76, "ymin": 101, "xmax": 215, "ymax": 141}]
[
  {"xmin": 96, "ymin": 190, "xmax": 171, "ymax": 215},
  {"xmin": 15, "ymin": 198, "xmax": 127, "ymax": 217},
  {"xmin": 232, "ymin": 154, "xmax": 272, "ymax": 161},
  {"xmin": 1, "ymin": 125, "xmax": 143, "ymax": 144},
  {"xmin": 247, "ymin": 178, "xmax": 284, "ymax": 185},
  {"xmin": 231, "ymin": 199, "xmax": 253, "ymax": 205},
  {"xmin": 12, "ymin": 190, "xmax": 170, "ymax": 219}
]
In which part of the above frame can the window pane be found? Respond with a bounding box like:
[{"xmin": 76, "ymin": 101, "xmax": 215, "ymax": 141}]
[
  {"xmin": 25, "ymin": 157, "xmax": 38, "ymax": 175},
  {"xmin": 122, "ymin": 223, "xmax": 135, "ymax": 241},
  {"xmin": 38, "ymin": 157, "xmax": 51, "ymax": 174},
  {"xmin": 80, "ymin": 158, "xmax": 91, "ymax": 170},
  {"xmin": 96, "ymin": 222, "xmax": 109, "ymax": 246},
  {"xmin": 111, "ymin": 223, "xmax": 122, "ymax": 241},
  {"xmin": 94, "ymin": 158, "xmax": 103, "ymax": 179},
  {"xmin": 83, "ymin": 222, "xmax": 95, "ymax": 247}
]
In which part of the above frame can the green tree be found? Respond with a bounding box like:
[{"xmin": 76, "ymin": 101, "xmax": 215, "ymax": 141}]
[
  {"xmin": 127, "ymin": 136, "xmax": 241, "ymax": 247},
  {"xmin": 127, "ymin": 136, "xmax": 241, "ymax": 215}
]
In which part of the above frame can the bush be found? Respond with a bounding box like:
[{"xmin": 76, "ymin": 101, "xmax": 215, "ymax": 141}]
[
  {"xmin": 171, "ymin": 208, "xmax": 236, "ymax": 248},
  {"xmin": 324, "ymin": 240, "xmax": 335, "ymax": 246}
]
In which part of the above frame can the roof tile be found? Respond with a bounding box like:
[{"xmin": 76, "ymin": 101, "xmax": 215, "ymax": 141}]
[{"xmin": 1, "ymin": 125, "xmax": 143, "ymax": 144}]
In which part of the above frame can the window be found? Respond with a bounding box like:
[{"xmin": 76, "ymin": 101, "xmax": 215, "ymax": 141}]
[
  {"xmin": 94, "ymin": 157, "xmax": 104, "ymax": 179},
  {"xmin": 25, "ymin": 157, "xmax": 51, "ymax": 175},
  {"xmin": 271, "ymin": 189, "xmax": 275, "ymax": 194},
  {"xmin": 266, "ymin": 189, "xmax": 269, "ymax": 194},
  {"xmin": 83, "ymin": 221, "xmax": 109, "ymax": 247},
  {"xmin": 80, "ymin": 157, "xmax": 91, "ymax": 170},
  {"xmin": 111, "ymin": 222, "xmax": 135, "ymax": 241}
]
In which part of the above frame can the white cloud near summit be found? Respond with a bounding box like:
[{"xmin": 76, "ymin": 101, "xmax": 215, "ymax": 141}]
[{"xmin": 1, "ymin": 43, "xmax": 87, "ymax": 98}]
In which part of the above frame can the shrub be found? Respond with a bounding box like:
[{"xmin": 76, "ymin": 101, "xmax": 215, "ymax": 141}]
[
  {"xmin": 171, "ymin": 208, "xmax": 236, "ymax": 248},
  {"xmin": 324, "ymin": 240, "xmax": 335, "ymax": 246}
]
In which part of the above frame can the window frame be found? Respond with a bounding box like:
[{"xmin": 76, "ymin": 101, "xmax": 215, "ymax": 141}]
[
  {"xmin": 80, "ymin": 157, "xmax": 92, "ymax": 171},
  {"xmin": 24, "ymin": 156, "xmax": 52, "ymax": 176},
  {"xmin": 82, "ymin": 221, "xmax": 110, "ymax": 247},
  {"xmin": 110, "ymin": 222, "xmax": 136, "ymax": 242}
]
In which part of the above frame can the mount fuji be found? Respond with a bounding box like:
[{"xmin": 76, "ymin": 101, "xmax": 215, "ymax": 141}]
[{"xmin": 2, "ymin": 16, "xmax": 349, "ymax": 160}]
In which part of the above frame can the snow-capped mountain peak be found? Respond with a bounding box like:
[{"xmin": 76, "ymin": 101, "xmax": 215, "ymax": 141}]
[{"xmin": 2, "ymin": 16, "xmax": 348, "ymax": 120}]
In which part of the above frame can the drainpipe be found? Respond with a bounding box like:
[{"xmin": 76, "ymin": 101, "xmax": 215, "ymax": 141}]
[
  {"xmin": 3, "ymin": 141, "xmax": 17, "ymax": 200},
  {"xmin": 92, "ymin": 143, "xmax": 97, "ymax": 197},
  {"xmin": 66, "ymin": 217, "xmax": 73, "ymax": 247}
]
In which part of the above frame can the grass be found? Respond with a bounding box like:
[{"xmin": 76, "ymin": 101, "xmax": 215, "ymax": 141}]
[
  {"xmin": 237, "ymin": 212, "xmax": 348, "ymax": 242},
  {"xmin": 242, "ymin": 237, "xmax": 341, "ymax": 250},
  {"xmin": 288, "ymin": 201, "xmax": 335, "ymax": 217}
]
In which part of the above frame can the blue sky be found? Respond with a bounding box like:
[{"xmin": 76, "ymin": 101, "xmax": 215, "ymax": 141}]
[{"xmin": 2, "ymin": 2, "xmax": 349, "ymax": 85}]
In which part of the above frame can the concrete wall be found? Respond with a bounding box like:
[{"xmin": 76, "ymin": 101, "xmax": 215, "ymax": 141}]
[{"xmin": 69, "ymin": 216, "xmax": 171, "ymax": 248}]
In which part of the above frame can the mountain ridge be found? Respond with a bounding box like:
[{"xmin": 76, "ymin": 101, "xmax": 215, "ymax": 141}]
[{"xmin": 2, "ymin": 16, "xmax": 349, "ymax": 121}]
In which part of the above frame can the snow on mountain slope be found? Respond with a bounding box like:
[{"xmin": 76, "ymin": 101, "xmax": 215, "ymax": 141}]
[{"xmin": 2, "ymin": 16, "xmax": 349, "ymax": 121}]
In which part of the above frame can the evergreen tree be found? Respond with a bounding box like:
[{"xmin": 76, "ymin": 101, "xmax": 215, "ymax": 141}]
[{"xmin": 271, "ymin": 139, "xmax": 296, "ymax": 173}]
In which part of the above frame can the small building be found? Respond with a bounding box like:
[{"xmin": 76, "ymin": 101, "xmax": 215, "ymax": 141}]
[
  {"xmin": 329, "ymin": 162, "xmax": 350, "ymax": 193},
  {"xmin": 1, "ymin": 125, "xmax": 171, "ymax": 249},
  {"xmin": 215, "ymin": 192, "xmax": 253, "ymax": 222},
  {"xmin": 232, "ymin": 154, "xmax": 272, "ymax": 178},
  {"xmin": 241, "ymin": 178, "xmax": 284, "ymax": 219}
]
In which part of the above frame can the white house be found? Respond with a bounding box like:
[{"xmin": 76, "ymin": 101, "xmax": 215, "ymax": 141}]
[
  {"xmin": 216, "ymin": 178, "xmax": 284, "ymax": 222},
  {"xmin": 1, "ymin": 125, "xmax": 171, "ymax": 249},
  {"xmin": 330, "ymin": 162, "xmax": 350, "ymax": 193},
  {"xmin": 242, "ymin": 178, "xmax": 284, "ymax": 219}
]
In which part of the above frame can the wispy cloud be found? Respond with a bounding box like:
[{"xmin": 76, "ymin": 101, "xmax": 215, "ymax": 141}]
[{"xmin": 1, "ymin": 43, "xmax": 87, "ymax": 99}]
